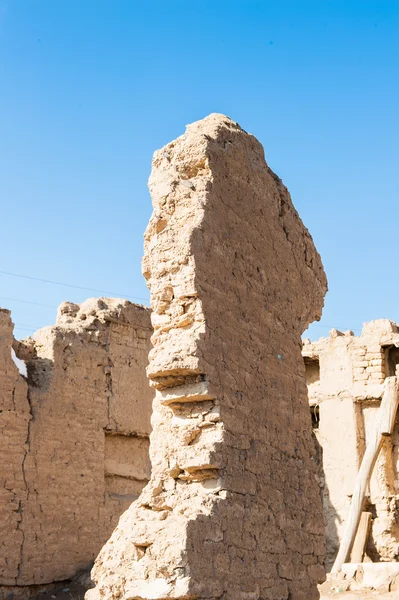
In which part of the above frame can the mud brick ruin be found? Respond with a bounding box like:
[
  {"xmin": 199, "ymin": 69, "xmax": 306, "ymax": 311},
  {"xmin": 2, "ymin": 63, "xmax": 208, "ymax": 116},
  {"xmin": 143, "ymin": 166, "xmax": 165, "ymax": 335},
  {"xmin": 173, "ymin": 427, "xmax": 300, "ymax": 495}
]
[
  {"xmin": 304, "ymin": 320, "xmax": 399, "ymax": 571},
  {"xmin": 87, "ymin": 114, "xmax": 328, "ymax": 600},
  {"xmin": 8, "ymin": 113, "xmax": 396, "ymax": 599},
  {"xmin": 0, "ymin": 299, "xmax": 153, "ymax": 592}
]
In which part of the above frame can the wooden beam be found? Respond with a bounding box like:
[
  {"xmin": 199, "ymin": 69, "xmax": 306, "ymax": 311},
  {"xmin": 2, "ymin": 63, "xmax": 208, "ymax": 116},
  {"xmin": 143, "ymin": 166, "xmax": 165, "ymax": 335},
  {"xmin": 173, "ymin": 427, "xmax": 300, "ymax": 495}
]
[{"xmin": 349, "ymin": 511, "xmax": 372, "ymax": 563}]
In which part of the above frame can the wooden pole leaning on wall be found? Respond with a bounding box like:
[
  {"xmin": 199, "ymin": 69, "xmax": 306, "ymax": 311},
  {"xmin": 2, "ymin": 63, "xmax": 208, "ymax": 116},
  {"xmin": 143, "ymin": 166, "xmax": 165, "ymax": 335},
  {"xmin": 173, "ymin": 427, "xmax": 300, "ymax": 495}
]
[
  {"xmin": 349, "ymin": 511, "xmax": 372, "ymax": 563},
  {"xmin": 331, "ymin": 376, "xmax": 399, "ymax": 575}
]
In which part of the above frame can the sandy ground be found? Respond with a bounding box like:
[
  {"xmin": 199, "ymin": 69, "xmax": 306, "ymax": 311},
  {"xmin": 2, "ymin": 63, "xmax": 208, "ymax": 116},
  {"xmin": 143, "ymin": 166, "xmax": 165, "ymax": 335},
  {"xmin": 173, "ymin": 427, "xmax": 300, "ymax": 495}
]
[
  {"xmin": 321, "ymin": 594, "xmax": 399, "ymax": 599},
  {"xmin": 36, "ymin": 581, "xmax": 399, "ymax": 600},
  {"xmin": 37, "ymin": 587, "xmax": 399, "ymax": 600},
  {"xmin": 27, "ymin": 572, "xmax": 92, "ymax": 600},
  {"xmin": 23, "ymin": 572, "xmax": 399, "ymax": 600},
  {"xmin": 319, "ymin": 579, "xmax": 399, "ymax": 599}
]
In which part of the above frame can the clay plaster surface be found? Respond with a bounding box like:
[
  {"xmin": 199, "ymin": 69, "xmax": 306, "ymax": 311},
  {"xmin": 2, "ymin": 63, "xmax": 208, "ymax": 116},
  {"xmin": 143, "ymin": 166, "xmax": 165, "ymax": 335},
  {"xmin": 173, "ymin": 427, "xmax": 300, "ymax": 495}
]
[
  {"xmin": 304, "ymin": 320, "xmax": 399, "ymax": 569},
  {"xmin": 89, "ymin": 114, "xmax": 327, "ymax": 600},
  {"xmin": 0, "ymin": 299, "xmax": 153, "ymax": 588}
]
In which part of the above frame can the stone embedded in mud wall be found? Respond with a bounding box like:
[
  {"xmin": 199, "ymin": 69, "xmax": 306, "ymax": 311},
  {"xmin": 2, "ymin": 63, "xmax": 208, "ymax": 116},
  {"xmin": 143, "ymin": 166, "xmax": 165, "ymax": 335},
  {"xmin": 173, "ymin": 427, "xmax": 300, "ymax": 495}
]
[
  {"xmin": 89, "ymin": 114, "xmax": 327, "ymax": 600},
  {"xmin": 0, "ymin": 299, "xmax": 153, "ymax": 590}
]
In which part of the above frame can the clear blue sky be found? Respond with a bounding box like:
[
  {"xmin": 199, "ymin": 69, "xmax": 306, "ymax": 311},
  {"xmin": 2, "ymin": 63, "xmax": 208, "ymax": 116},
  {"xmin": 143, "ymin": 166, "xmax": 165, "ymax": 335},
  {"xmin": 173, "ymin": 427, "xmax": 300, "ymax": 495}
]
[{"xmin": 0, "ymin": 1, "xmax": 398, "ymax": 340}]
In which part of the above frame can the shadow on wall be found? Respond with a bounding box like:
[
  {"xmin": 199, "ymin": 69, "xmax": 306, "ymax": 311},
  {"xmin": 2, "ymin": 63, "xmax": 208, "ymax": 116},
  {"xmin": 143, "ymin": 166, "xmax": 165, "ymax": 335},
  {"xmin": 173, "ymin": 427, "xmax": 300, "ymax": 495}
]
[
  {"xmin": 312, "ymin": 430, "xmax": 341, "ymax": 572},
  {"xmin": 1, "ymin": 300, "xmax": 153, "ymax": 590}
]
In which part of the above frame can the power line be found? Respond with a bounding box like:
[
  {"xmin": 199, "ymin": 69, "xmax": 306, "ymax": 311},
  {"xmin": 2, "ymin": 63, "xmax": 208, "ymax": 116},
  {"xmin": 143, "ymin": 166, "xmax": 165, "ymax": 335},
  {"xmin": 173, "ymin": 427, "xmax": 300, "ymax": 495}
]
[
  {"xmin": 0, "ymin": 270, "xmax": 149, "ymax": 302},
  {"xmin": 311, "ymin": 324, "xmax": 362, "ymax": 332},
  {"xmin": 309, "ymin": 323, "xmax": 360, "ymax": 331},
  {"xmin": 0, "ymin": 296, "xmax": 57, "ymax": 309},
  {"xmin": 0, "ymin": 270, "xmax": 362, "ymax": 334}
]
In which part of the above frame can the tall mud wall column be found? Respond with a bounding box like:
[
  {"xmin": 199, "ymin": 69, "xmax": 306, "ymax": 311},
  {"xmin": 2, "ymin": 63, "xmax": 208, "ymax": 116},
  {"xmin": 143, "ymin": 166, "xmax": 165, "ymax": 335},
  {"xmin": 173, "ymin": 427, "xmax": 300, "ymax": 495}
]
[
  {"xmin": 0, "ymin": 310, "xmax": 30, "ymax": 584},
  {"xmin": 90, "ymin": 114, "xmax": 327, "ymax": 600}
]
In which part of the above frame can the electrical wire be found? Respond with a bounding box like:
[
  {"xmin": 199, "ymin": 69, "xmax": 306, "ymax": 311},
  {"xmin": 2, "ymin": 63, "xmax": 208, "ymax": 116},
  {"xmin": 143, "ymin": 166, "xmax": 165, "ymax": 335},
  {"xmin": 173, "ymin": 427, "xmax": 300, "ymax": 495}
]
[
  {"xmin": 0, "ymin": 269, "xmax": 149, "ymax": 302},
  {"xmin": 0, "ymin": 296, "xmax": 57, "ymax": 308},
  {"xmin": 0, "ymin": 270, "xmax": 362, "ymax": 334}
]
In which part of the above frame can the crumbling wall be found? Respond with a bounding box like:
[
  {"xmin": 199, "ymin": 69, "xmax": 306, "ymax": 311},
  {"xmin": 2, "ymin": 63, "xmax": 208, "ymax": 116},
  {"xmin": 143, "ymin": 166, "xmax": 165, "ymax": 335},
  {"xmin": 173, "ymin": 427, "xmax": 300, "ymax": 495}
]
[
  {"xmin": 89, "ymin": 113, "xmax": 327, "ymax": 600},
  {"xmin": 0, "ymin": 299, "xmax": 153, "ymax": 589},
  {"xmin": 0, "ymin": 309, "xmax": 31, "ymax": 584},
  {"xmin": 303, "ymin": 320, "xmax": 399, "ymax": 569}
]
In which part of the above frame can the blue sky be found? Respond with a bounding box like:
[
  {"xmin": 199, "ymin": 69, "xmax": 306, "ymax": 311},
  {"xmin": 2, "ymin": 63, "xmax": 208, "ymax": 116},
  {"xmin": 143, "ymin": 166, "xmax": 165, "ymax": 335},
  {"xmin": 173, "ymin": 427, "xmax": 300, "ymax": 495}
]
[{"xmin": 0, "ymin": 1, "xmax": 398, "ymax": 340}]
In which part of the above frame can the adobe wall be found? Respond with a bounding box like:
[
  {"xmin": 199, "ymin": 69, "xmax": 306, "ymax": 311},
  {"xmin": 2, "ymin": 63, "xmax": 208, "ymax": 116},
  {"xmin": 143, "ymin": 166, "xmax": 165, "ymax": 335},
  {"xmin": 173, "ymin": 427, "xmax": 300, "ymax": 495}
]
[
  {"xmin": 303, "ymin": 320, "xmax": 399, "ymax": 570},
  {"xmin": 0, "ymin": 298, "xmax": 153, "ymax": 590},
  {"xmin": 0, "ymin": 309, "xmax": 31, "ymax": 587},
  {"xmin": 89, "ymin": 114, "xmax": 327, "ymax": 600}
]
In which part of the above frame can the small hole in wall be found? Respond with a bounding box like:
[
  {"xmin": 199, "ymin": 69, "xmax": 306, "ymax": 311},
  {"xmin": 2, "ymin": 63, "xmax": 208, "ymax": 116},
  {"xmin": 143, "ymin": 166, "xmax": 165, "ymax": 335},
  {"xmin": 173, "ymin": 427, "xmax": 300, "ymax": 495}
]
[
  {"xmin": 304, "ymin": 356, "xmax": 320, "ymax": 386},
  {"xmin": 134, "ymin": 543, "xmax": 151, "ymax": 560},
  {"xmin": 310, "ymin": 405, "xmax": 320, "ymax": 429}
]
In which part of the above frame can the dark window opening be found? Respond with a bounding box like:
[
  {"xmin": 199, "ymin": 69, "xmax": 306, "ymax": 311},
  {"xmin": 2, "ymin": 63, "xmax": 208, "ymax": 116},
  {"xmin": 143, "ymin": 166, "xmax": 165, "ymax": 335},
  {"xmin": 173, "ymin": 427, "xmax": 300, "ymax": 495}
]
[
  {"xmin": 310, "ymin": 404, "xmax": 320, "ymax": 429},
  {"xmin": 304, "ymin": 356, "xmax": 320, "ymax": 387},
  {"xmin": 384, "ymin": 345, "xmax": 399, "ymax": 377}
]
